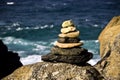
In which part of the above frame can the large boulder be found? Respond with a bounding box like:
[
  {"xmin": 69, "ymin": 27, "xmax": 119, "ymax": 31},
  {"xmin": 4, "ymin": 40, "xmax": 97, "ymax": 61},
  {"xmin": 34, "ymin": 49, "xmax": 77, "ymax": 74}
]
[
  {"xmin": 0, "ymin": 40, "xmax": 23, "ymax": 79},
  {"xmin": 95, "ymin": 16, "xmax": 120, "ymax": 80},
  {"xmin": 3, "ymin": 62, "xmax": 104, "ymax": 80}
]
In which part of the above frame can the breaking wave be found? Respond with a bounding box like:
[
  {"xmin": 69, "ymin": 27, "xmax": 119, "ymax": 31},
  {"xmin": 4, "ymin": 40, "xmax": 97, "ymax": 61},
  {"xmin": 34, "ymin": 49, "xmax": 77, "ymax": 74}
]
[{"xmin": 0, "ymin": 36, "xmax": 100, "ymax": 65}]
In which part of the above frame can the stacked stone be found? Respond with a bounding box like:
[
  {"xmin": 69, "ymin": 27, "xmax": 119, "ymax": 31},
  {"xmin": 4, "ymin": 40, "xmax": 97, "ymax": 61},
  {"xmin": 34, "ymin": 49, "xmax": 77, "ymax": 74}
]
[
  {"xmin": 55, "ymin": 20, "xmax": 83, "ymax": 48},
  {"xmin": 42, "ymin": 20, "xmax": 93, "ymax": 65}
]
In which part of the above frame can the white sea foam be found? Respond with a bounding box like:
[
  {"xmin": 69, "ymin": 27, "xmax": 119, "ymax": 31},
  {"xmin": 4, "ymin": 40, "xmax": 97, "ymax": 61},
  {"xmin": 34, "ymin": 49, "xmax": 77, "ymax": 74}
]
[
  {"xmin": 2, "ymin": 36, "xmax": 15, "ymax": 44},
  {"xmin": 2, "ymin": 22, "xmax": 54, "ymax": 32},
  {"xmin": 34, "ymin": 26, "xmax": 39, "ymax": 29},
  {"xmin": 20, "ymin": 40, "xmax": 100, "ymax": 65},
  {"xmin": 7, "ymin": 2, "xmax": 15, "ymax": 5},
  {"xmin": 3, "ymin": 22, "xmax": 54, "ymax": 32},
  {"xmin": 13, "ymin": 24, "xmax": 54, "ymax": 31},
  {"xmin": 16, "ymin": 27, "xmax": 23, "ymax": 31},
  {"xmin": 1, "ymin": 36, "xmax": 51, "ymax": 57},
  {"xmin": 93, "ymin": 24, "xmax": 99, "ymax": 27},
  {"xmin": 25, "ymin": 27, "xmax": 30, "ymax": 30},
  {"xmin": 3, "ymin": 37, "xmax": 28, "ymax": 45},
  {"xmin": 20, "ymin": 55, "xmax": 42, "ymax": 65},
  {"xmin": 40, "ymin": 25, "xmax": 49, "ymax": 29},
  {"xmin": 2, "ymin": 36, "xmax": 46, "ymax": 46},
  {"xmin": 85, "ymin": 19, "xmax": 90, "ymax": 22},
  {"xmin": 50, "ymin": 25, "xmax": 54, "ymax": 28},
  {"xmin": 32, "ymin": 44, "xmax": 47, "ymax": 52},
  {"xmin": 95, "ymin": 40, "xmax": 99, "ymax": 43},
  {"xmin": 1, "ymin": 37, "xmax": 100, "ymax": 65},
  {"xmin": 88, "ymin": 58, "xmax": 100, "ymax": 65},
  {"xmin": 12, "ymin": 22, "xmax": 20, "ymax": 27}
]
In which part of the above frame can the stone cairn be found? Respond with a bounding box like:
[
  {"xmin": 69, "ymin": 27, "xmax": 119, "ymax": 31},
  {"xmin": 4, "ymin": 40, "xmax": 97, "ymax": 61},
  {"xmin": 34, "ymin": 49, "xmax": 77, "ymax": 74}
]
[{"xmin": 42, "ymin": 20, "xmax": 93, "ymax": 65}]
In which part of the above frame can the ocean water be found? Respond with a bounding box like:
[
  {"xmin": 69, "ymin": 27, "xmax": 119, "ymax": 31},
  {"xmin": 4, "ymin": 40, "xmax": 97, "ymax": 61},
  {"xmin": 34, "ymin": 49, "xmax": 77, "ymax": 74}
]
[{"xmin": 0, "ymin": 0, "xmax": 120, "ymax": 65}]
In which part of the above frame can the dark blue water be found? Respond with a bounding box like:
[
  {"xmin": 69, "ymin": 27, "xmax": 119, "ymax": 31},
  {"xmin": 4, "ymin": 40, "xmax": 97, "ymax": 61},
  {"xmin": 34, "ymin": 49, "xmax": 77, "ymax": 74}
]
[{"xmin": 0, "ymin": 0, "xmax": 120, "ymax": 65}]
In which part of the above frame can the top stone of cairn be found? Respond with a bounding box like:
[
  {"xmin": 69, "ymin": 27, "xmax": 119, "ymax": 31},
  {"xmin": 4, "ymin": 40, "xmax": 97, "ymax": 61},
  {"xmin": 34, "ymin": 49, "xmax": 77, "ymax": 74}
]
[{"xmin": 62, "ymin": 20, "xmax": 74, "ymax": 28}]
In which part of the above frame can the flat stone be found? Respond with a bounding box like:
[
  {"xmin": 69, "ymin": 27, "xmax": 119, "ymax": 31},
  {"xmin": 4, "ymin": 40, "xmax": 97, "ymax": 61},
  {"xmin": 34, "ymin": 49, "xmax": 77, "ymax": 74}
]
[
  {"xmin": 58, "ymin": 31, "xmax": 80, "ymax": 38},
  {"xmin": 57, "ymin": 37, "xmax": 80, "ymax": 43},
  {"xmin": 51, "ymin": 46, "xmax": 87, "ymax": 56},
  {"xmin": 62, "ymin": 20, "xmax": 74, "ymax": 28},
  {"xmin": 42, "ymin": 52, "xmax": 93, "ymax": 64},
  {"xmin": 61, "ymin": 26, "xmax": 76, "ymax": 34},
  {"xmin": 54, "ymin": 41, "xmax": 83, "ymax": 48}
]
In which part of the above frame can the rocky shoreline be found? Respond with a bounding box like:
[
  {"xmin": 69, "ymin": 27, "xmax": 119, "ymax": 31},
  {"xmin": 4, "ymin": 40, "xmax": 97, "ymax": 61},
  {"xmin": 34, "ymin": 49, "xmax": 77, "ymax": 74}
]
[
  {"xmin": 1, "ymin": 16, "xmax": 120, "ymax": 80},
  {"xmin": 0, "ymin": 40, "xmax": 23, "ymax": 79}
]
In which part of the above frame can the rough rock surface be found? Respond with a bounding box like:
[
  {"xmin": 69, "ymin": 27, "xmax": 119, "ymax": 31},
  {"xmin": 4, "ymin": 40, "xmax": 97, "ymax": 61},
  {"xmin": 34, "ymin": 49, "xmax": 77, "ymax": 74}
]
[
  {"xmin": 51, "ymin": 46, "xmax": 87, "ymax": 55},
  {"xmin": 95, "ymin": 16, "xmax": 120, "ymax": 80},
  {"xmin": 3, "ymin": 62, "xmax": 104, "ymax": 80},
  {"xmin": 42, "ymin": 52, "xmax": 93, "ymax": 64},
  {"xmin": 0, "ymin": 40, "xmax": 23, "ymax": 79}
]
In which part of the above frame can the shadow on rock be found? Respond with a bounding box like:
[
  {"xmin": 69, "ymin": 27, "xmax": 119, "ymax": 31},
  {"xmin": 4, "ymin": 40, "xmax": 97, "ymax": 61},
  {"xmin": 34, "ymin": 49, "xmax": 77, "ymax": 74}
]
[{"xmin": 0, "ymin": 40, "xmax": 23, "ymax": 79}]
